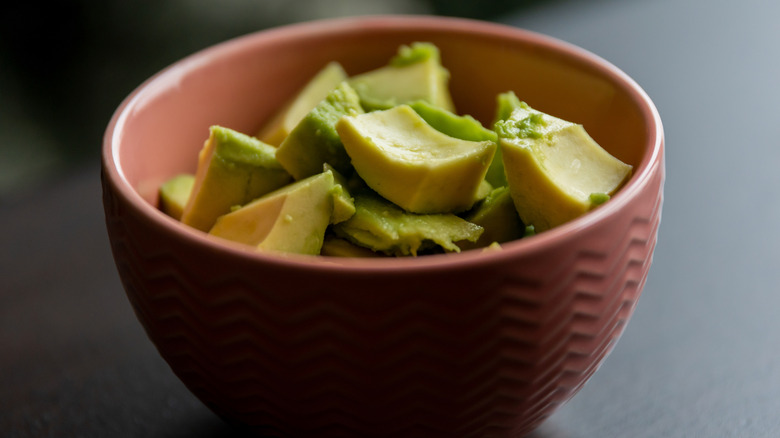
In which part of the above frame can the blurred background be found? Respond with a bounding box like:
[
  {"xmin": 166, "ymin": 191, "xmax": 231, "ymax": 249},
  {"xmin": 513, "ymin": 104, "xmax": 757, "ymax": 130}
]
[{"xmin": 0, "ymin": 0, "xmax": 558, "ymax": 202}]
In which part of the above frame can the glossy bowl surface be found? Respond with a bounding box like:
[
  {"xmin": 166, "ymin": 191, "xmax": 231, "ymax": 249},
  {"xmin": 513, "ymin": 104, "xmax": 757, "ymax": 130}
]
[{"xmin": 102, "ymin": 15, "xmax": 664, "ymax": 437}]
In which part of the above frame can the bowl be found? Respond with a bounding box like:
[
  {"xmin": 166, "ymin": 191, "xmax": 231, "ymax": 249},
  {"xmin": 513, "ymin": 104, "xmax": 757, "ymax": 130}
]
[{"xmin": 102, "ymin": 15, "xmax": 664, "ymax": 437}]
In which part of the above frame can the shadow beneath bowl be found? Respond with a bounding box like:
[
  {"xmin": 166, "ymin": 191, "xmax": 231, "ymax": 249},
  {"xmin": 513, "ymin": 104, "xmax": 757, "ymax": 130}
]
[
  {"xmin": 172, "ymin": 416, "xmax": 577, "ymax": 438},
  {"xmin": 524, "ymin": 420, "xmax": 577, "ymax": 438},
  {"xmin": 163, "ymin": 414, "xmax": 253, "ymax": 438}
]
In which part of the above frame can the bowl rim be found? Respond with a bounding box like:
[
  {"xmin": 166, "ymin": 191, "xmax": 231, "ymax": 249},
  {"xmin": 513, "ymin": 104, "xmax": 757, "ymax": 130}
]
[{"xmin": 102, "ymin": 14, "xmax": 664, "ymax": 274}]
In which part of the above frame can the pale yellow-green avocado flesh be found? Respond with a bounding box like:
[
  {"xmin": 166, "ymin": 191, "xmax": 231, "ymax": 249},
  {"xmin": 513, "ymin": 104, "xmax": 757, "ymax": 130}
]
[
  {"xmin": 336, "ymin": 104, "xmax": 496, "ymax": 214},
  {"xmin": 498, "ymin": 105, "xmax": 633, "ymax": 231},
  {"xmin": 275, "ymin": 81, "xmax": 364, "ymax": 180},
  {"xmin": 458, "ymin": 186, "xmax": 525, "ymax": 250},
  {"xmin": 165, "ymin": 42, "xmax": 635, "ymax": 258},
  {"xmin": 158, "ymin": 173, "xmax": 195, "ymax": 221},
  {"xmin": 324, "ymin": 164, "xmax": 356, "ymax": 224},
  {"xmin": 333, "ymin": 191, "xmax": 483, "ymax": 257},
  {"xmin": 180, "ymin": 126, "xmax": 292, "ymax": 232},
  {"xmin": 347, "ymin": 43, "xmax": 455, "ymax": 112},
  {"xmin": 257, "ymin": 62, "xmax": 348, "ymax": 146},
  {"xmin": 209, "ymin": 170, "xmax": 335, "ymax": 255}
]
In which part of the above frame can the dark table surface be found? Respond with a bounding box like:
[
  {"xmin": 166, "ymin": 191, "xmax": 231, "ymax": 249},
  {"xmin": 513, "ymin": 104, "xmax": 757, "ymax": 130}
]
[{"xmin": 3, "ymin": 0, "xmax": 780, "ymax": 436}]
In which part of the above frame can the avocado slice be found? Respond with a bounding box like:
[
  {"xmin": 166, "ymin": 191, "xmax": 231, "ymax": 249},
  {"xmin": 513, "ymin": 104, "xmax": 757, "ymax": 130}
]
[
  {"xmin": 323, "ymin": 163, "xmax": 355, "ymax": 224},
  {"xmin": 347, "ymin": 42, "xmax": 455, "ymax": 112},
  {"xmin": 493, "ymin": 90, "xmax": 525, "ymax": 126},
  {"xmin": 158, "ymin": 173, "xmax": 195, "ymax": 220},
  {"xmin": 474, "ymin": 179, "xmax": 494, "ymax": 203},
  {"xmin": 324, "ymin": 163, "xmax": 356, "ymax": 224},
  {"xmin": 180, "ymin": 126, "xmax": 292, "ymax": 232},
  {"xmin": 275, "ymin": 81, "xmax": 364, "ymax": 180},
  {"xmin": 485, "ymin": 91, "xmax": 527, "ymax": 188},
  {"xmin": 457, "ymin": 186, "xmax": 525, "ymax": 251},
  {"xmin": 336, "ymin": 104, "xmax": 496, "ymax": 214},
  {"xmin": 209, "ymin": 170, "xmax": 336, "ymax": 255},
  {"xmin": 333, "ymin": 190, "xmax": 483, "ymax": 257},
  {"xmin": 497, "ymin": 104, "xmax": 633, "ymax": 232},
  {"xmin": 329, "ymin": 183, "xmax": 356, "ymax": 224},
  {"xmin": 408, "ymin": 100, "xmax": 497, "ymax": 143},
  {"xmin": 257, "ymin": 62, "xmax": 348, "ymax": 146}
]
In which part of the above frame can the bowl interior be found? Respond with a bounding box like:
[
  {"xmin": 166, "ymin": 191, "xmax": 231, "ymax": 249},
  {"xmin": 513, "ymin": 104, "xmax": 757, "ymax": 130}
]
[{"xmin": 106, "ymin": 16, "xmax": 657, "ymax": 247}]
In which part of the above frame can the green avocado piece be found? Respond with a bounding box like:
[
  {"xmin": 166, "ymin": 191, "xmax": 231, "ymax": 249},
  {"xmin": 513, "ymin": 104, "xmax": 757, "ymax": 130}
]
[
  {"xmin": 275, "ymin": 81, "xmax": 364, "ymax": 180},
  {"xmin": 329, "ymin": 183, "xmax": 356, "ymax": 224},
  {"xmin": 589, "ymin": 192, "xmax": 611, "ymax": 206},
  {"xmin": 158, "ymin": 173, "xmax": 195, "ymax": 220},
  {"xmin": 498, "ymin": 104, "xmax": 633, "ymax": 231},
  {"xmin": 408, "ymin": 100, "xmax": 497, "ymax": 142},
  {"xmin": 474, "ymin": 179, "xmax": 494, "ymax": 203},
  {"xmin": 257, "ymin": 62, "xmax": 348, "ymax": 146},
  {"xmin": 180, "ymin": 126, "xmax": 292, "ymax": 232},
  {"xmin": 209, "ymin": 170, "xmax": 336, "ymax": 255},
  {"xmin": 324, "ymin": 164, "xmax": 356, "ymax": 224},
  {"xmin": 457, "ymin": 186, "xmax": 525, "ymax": 251},
  {"xmin": 493, "ymin": 91, "xmax": 526, "ymax": 126},
  {"xmin": 389, "ymin": 41, "xmax": 440, "ymax": 67},
  {"xmin": 336, "ymin": 104, "xmax": 496, "ymax": 214},
  {"xmin": 494, "ymin": 108, "xmax": 546, "ymax": 140},
  {"xmin": 484, "ymin": 91, "xmax": 529, "ymax": 188},
  {"xmin": 348, "ymin": 42, "xmax": 455, "ymax": 112},
  {"xmin": 333, "ymin": 191, "xmax": 483, "ymax": 257}
]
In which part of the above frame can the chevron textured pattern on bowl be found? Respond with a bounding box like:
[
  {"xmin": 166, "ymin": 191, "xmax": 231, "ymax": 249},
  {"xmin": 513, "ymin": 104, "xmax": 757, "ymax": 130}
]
[{"xmin": 101, "ymin": 143, "xmax": 663, "ymax": 437}]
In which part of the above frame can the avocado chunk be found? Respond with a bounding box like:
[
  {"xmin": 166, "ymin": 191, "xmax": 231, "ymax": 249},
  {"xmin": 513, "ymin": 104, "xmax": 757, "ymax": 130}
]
[
  {"xmin": 180, "ymin": 126, "xmax": 292, "ymax": 232},
  {"xmin": 209, "ymin": 170, "xmax": 336, "ymax": 255},
  {"xmin": 457, "ymin": 186, "xmax": 525, "ymax": 251},
  {"xmin": 330, "ymin": 183, "xmax": 356, "ymax": 224},
  {"xmin": 257, "ymin": 62, "xmax": 348, "ymax": 146},
  {"xmin": 497, "ymin": 103, "xmax": 633, "ymax": 232},
  {"xmin": 333, "ymin": 191, "xmax": 483, "ymax": 257},
  {"xmin": 485, "ymin": 91, "xmax": 527, "ymax": 188},
  {"xmin": 347, "ymin": 42, "xmax": 455, "ymax": 112},
  {"xmin": 275, "ymin": 81, "xmax": 364, "ymax": 180},
  {"xmin": 408, "ymin": 100, "xmax": 497, "ymax": 143},
  {"xmin": 324, "ymin": 164, "xmax": 356, "ymax": 224},
  {"xmin": 158, "ymin": 173, "xmax": 195, "ymax": 220},
  {"xmin": 474, "ymin": 179, "xmax": 494, "ymax": 203},
  {"xmin": 493, "ymin": 90, "xmax": 525, "ymax": 126},
  {"xmin": 337, "ymin": 104, "xmax": 496, "ymax": 214}
]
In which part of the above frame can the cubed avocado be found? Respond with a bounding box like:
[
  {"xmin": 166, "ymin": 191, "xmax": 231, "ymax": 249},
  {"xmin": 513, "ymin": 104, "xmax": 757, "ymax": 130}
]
[
  {"xmin": 408, "ymin": 100, "xmax": 497, "ymax": 142},
  {"xmin": 325, "ymin": 163, "xmax": 356, "ymax": 224},
  {"xmin": 336, "ymin": 104, "xmax": 496, "ymax": 214},
  {"xmin": 180, "ymin": 126, "xmax": 292, "ymax": 232},
  {"xmin": 347, "ymin": 42, "xmax": 455, "ymax": 112},
  {"xmin": 329, "ymin": 183, "xmax": 356, "ymax": 224},
  {"xmin": 257, "ymin": 62, "xmax": 348, "ymax": 146},
  {"xmin": 209, "ymin": 170, "xmax": 336, "ymax": 255},
  {"xmin": 497, "ymin": 103, "xmax": 633, "ymax": 231},
  {"xmin": 485, "ymin": 91, "xmax": 528, "ymax": 188},
  {"xmin": 493, "ymin": 90, "xmax": 525, "ymax": 126},
  {"xmin": 457, "ymin": 186, "xmax": 525, "ymax": 251},
  {"xmin": 275, "ymin": 81, "xmax": 364, "ymax": 180},
  {"xmin": 333, "ymin": 190, "xmax": 483, "ymax": 257},
  {"xmin": 158, "ymin": 173, "xmax": 195, "ymax": 220}
]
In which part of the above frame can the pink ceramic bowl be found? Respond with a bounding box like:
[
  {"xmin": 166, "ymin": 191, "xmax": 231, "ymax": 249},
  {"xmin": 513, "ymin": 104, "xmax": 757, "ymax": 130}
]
[{"xmin": 102, "ymin": 15, "xmax": 664, "ymax": 437}]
